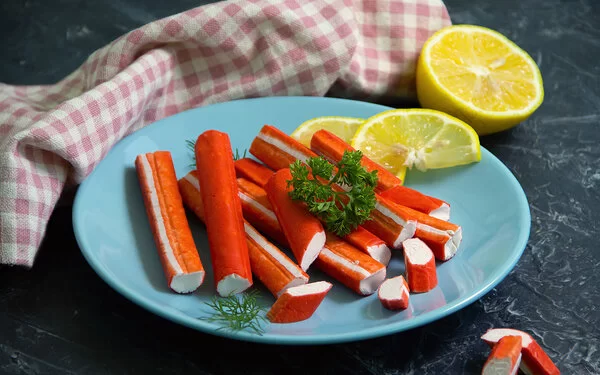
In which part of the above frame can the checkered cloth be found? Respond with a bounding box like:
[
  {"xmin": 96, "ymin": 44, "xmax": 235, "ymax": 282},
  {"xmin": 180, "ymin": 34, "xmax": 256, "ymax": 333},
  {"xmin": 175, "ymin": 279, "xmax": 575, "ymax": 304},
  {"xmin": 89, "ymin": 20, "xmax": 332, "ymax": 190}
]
[{"xmin": 0, "ymin": 0, "xmax": 451, "ymax": 267}]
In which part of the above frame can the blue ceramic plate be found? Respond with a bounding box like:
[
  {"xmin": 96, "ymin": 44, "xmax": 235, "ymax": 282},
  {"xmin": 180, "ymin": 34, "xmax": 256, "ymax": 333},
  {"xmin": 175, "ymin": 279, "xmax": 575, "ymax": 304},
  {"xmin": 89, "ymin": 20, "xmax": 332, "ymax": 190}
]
[{"xmin": 73, "ymin": 96, "xmax": 530, "ymax": 345}]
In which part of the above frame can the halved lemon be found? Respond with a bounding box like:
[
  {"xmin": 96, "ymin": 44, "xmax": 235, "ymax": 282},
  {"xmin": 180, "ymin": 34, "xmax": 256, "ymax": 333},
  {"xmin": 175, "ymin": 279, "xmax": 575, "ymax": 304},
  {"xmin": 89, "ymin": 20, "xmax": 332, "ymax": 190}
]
[
  {"xmin": 350, "ymin": 108, "xmax": 481, "ymax": 173},
  {"xmin": 416, "ymin": 24, "xmax": 544, "ymax": 135},
  {"xmin": 291, "ymin": 116, "xmax": 365, "ymax": 148}
]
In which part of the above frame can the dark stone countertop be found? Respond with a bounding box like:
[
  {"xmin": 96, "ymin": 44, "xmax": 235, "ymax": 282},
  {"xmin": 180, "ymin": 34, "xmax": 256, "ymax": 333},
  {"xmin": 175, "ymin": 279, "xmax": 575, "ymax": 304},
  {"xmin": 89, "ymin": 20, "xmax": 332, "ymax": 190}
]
[{"xmin": 1, "ymin": 0, "xmax": 598, "ymax": 373}]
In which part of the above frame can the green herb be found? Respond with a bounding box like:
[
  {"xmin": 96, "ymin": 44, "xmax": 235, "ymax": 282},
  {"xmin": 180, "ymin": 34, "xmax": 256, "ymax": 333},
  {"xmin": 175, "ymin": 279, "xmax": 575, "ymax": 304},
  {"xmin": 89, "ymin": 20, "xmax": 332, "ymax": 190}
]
[
  {"xmin": 287, "ymin": 150, "xmax": 378, "ymax": 236},
  {"xmin": 185, "ymin": 138, "xmax": 247, "ymax": 168},
  {"xmin": 200, "ymin": 289, "xmax": 268, "ymax": 335}
]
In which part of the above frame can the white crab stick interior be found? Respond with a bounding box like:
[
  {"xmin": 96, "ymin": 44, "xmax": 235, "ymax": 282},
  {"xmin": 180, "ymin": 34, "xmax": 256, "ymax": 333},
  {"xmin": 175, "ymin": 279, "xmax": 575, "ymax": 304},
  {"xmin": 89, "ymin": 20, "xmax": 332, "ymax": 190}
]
[
  {"xmin": 430, "ymin": 203, "xmax": 451, "ymax": 221},
  {"xmin": 286, "ymin": 281, "xmax": 332, "ymax": 296},
  {"xmin": 257, "ymin": 132, "xmax": 311, "ymax": 163},
  {"xmin": 481, "ymin": 328, "xmax": 533, "ymax": 347},
  {"xmin": 368, "ymin": 244, "xmax": 392, "ymax": 266},
  {"xmin": 482, "ymin": 353, "xmax": 522, "ymax": 375},
  {"xmin": 301, "ymin": 231, "xmax": 326, "ymax": 271},
  {"xmin": 378, "ymin": 276, "xmax": 409, "ymax": 300},
  {"xmin": 170, "ymin": 272, "xmax": 205, "ymax": 294},
  {"xmin": 217, "ymin": 274, "xmax": 252, "ymax": 296},
  {"xmin": 404, "ymin": 238, "xmax": 434, "ymax": 265}
]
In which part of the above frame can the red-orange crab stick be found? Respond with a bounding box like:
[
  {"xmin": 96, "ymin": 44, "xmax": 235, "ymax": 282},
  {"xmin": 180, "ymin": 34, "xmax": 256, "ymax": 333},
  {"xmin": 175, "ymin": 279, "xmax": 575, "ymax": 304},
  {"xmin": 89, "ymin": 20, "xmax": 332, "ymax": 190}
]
[
  {"xmin": 249, "ymin": 125, "xmax": 416, "ymax": 250},
  {"xmin": 315, "ymin": 233, "xmax": 387, "ymax": 296},
  {"xmin": 234, "ymin": 157, "xmax": 273, "ymax": 188},
  {"xmin": 377, "ymin": 275, "xmax": 410, "ymax": 311},
  {"xmin": 310, "ymin": 129, "xmax": 451, "ymax": 221},
  {"xmin": 135, "ymin": 151, "xmax": 205, "ymax": 293},
  {"xmin": 178, "ymin": 171, "xmax": 309, "ymax": 298},
  {"xmin": 266, "ymin": 281, "xmax": 333, "ymax": 323},
  {"xmin": 402, "ymin": 238, "xmax": 438, "ymax": 293},
  {"xmin": 481, "ymin": 335, "xmax": 522, "ymax": 375},
  {"xmin": 195, "ymin": 130, "xmax": 252, "ymax": 296},
  {"xmin": 481, "ymin": 328, "xmax": 560, "ymax": 375}
]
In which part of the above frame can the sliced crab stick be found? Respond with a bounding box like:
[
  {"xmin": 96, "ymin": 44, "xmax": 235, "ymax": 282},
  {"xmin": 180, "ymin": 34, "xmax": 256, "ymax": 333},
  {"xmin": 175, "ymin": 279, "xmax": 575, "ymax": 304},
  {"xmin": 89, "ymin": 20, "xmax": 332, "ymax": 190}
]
[
  {"xmin": 380, "ymin": 185, "xmax": 450, "ymax": 221},
  {"xmin": 249, "ymin": 126, "xmax": 416, "ymax": 250},
  {"xmin": 393, "ymin": 203, "xmax": 462, "ymax": 261},
  {"xmin": 315, "ymin": 233, "xmax": 387, "ymax": 295},
  {"xmin": 310, "ymin": 129, "xmax": 451, "ymax": 220},
  {"xmin": 482, "ymin": 336, "xmax": 523, "ymax": 375},
  {"xmin": 361, "ymin": 196, "xmax": 418, "ymax": 249},
  {"xmin": 234, "ymin": 157, "xmax": 273, "ymax": 188},
  {"xmin": 378, "ymin": 275, "xmax": 410, "ymax": 311},
  {"xmin": 344, "ymin": 226, "xmax": 391, "ymax": 265},
  {"xmin": 250, "ymin": 124, "xmax": 315, "ymax": 170},
  {"xmin": 178, "ymin": 171, "xmax": 308, "ymax": 298},
  {"xmin": 237, "ymin": 177, "xmax": 289, "ymax": 247},
  {"xmin": 265, "ymin": 168, "xmax": 326, "ymax": 271},
  {"xmin": 481, "ymin": 328, "xmax": 560, "ymax": 375},
  {"xmin": 135, "ymin": 151, "xmax": 205, "ymax": 293},
  {"xmin": 402, "ymin": 238, "xmax": 438, "ymax": 293},
  {"xmin": 266, "ymin": 281, "xmax": 333, "ymax": 323},
  {"xmin": 195, "ymin": 130, "xmax": 252, "ymax": 296}
]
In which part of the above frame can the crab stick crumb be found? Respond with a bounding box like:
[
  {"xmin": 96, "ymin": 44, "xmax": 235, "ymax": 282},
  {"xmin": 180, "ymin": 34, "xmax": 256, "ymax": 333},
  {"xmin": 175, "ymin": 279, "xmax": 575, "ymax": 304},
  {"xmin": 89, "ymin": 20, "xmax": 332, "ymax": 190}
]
[
  {"xmin": 195, "ymin": 130, "xmax": 252, "ymax": 296},
  {"xmin": 234, "ymin": 157, "xmax": 273, "ymax": 188},
  {"xmin": 402, "ymin": 238, "xmax": 438, "ymax": 293},
  {"xmin": 266, "ymin": 281, "xmax": 333, "ymax": 323},
  {"xmin": 378, "ymin": 275, "xmax": 410, "ymax": 311},
  {"xmin": 265, "ymin": 168, "xmax": 326, "ymax": 271},
  {"xmin": 178, "ymin": 172, "xmax": 308, "ymax": 298},
  {"xmin": 481, "ymin": 328, "xmax": 560, "ymax": 375},
  {"xmin": 482, "ymin": 336, "xmax": 523, "ymax": 375},
  {"xmin": 135, "ymin": 151, "xmax": 205, "ymax": 293},
  {"xmin": 315, "ymin": 233, "xmax": 387, "ymax": 295}
]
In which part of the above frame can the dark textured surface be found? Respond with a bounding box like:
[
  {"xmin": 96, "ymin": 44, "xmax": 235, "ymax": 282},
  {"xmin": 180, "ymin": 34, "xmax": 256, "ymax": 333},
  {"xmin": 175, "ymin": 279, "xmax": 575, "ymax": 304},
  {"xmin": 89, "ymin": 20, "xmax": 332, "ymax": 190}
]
[{"xmin": 1, "ymin": 0, "xmax": 599, "ymax": 374}]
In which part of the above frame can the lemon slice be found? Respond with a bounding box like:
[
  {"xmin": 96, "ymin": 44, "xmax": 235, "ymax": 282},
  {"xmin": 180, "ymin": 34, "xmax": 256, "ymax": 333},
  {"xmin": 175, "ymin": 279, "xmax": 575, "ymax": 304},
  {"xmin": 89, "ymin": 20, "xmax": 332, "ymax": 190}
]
[
  {"xmin": 291, "ymin": 116, "xmax": 365, "ymax": 147},
  {"xmin": 350, "ymin": 108, "xmax": 481, "ymax": 173},
  {"xmin": 416, "ymin": 25, "xmax": 544, "ymax": 135}
]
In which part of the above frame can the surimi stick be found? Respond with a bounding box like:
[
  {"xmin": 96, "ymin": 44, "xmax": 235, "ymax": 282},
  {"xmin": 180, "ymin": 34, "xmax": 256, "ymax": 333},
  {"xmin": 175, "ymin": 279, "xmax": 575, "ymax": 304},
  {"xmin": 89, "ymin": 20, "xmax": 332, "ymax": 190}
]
[
  {"xmin": 402, "ymin": 238, "xmax": 438, "ymax": 293},
  {"xmin": 237, "ymin": 177, "xmax": 289, "ymax": 247},
  {"xmin": 344, "ymin": 226, "xmax": 391, "ymax": 266},
  {"xmin": 178, "ymin": 172, "xmax": 309, "ymax": 298},
  {"xmin": 391, "ymin": 201, "xmax": 462, "ymax": 261},
  {"xmin": 310, "ymin": 129, "xmax": 451, "ymax": 220},
  {"xmin": 482, "ymin": 336, "xmax": 523, "ymax": 375},
  {"xmin": 248, "ymin": 126, "xmax": 417, "ymax": 250},
  {"xmin": 234, "ymin": 157, "xmax": 273, "ymax": 188},
  {"xmin": 265, "ymin": 168, "xmax": 326, "ymax": 271},
  {"xmin": 378, "ymin": 275, "xmax": 410, "ymax": 311},
  {"xmin": 249, "ymin": 124, "xmax": 314, "ymax": 170},
  {"xmin": 195, "ymin": 130, "xmax": 252, "ymax": 296},
  {"xmin": 314, "ymin": 233, "xmax": 387, "ymax": 295},
  {"xmin": 266, "ymin": 281, "xmax": 332, "ymax": 323},
  {"xmin": 135, "ymin": 151, "xmax": 205, "ymax": 293},
  {"xmin": 481, "ymin": 328, "xmax": 561, "ymax": 375}
]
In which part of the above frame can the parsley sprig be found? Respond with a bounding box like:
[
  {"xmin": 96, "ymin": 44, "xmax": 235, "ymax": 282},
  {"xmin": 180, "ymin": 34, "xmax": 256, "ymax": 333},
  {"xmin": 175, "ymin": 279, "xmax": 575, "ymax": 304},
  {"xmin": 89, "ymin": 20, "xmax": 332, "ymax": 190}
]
[{"xmin": 287, "ymin": 150, "xmax": 378, "ymax": 236}]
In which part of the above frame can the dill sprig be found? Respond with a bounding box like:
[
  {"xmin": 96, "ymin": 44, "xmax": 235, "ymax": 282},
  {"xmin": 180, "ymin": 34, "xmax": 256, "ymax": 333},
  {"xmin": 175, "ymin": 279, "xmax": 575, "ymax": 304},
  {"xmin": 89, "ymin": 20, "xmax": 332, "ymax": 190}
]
[
  {"xmin": 287, "ymin": 150, "xmax": 378, "ymax": 237},
  {"xmin": 185, "ymin": 138, "xmax": 247, "ymax": 168},
  {"xmin": 200, "ymin": 289, "xmax": 268, "ymax": 335}
]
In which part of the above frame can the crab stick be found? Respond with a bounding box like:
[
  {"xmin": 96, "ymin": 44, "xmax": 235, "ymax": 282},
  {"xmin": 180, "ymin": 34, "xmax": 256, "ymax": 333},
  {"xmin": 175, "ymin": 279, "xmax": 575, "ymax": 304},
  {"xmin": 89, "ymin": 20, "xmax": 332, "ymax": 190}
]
[
  {"xmin": 315, "ymin": 233, "xmax": 387, "ymax": 295},
  {"xmin": 378, "ymin": 275, "xmax": 410, "ymax": 311},
  {"xmin": 310, "ymin": 129, "xmax": 451, "ymax": 220},
  {"xmin": 402, "ymin": 238, "xmax": 438, "ymax": 293},
  {"xmin": 234, "ymin": 157, "xmax": 273, "ymax": 188},
  {"xmin": 344, "ymin": 226, "xmax": 391, "ymax": 265},
  {"xmin": 178, "ymin": 171, "xmax": 309, "ymax": 298},
  {"xmin": 380, "ymin": 185, "xmax": 450, "ymax": 221},
  {"xmin": 195, "ymin": 130, "xmax": 252, "ymax": 296},
  {"xmin": 482, "ymin": 336, "xmax": 523, "ymax": 375},
  {"xmin": 265, "ymin": 168, "xmax": 326, "ymax": 271},
  {"xmin": 249, "ymin": 126, "xmax": 416, "ymax": 250},
  {"xmin": 482, "ymin": 328, "xmax": 560, "ymax": 375},
  {"xmin": 250, "ymin": 124, "xmax": 315, "ymax": 170},
  {"xmin": 266, "ymin": 281, "xmax": 332, "ymax": 323},
  {"xmin": 135, "ymin": 151, "xmax": 205, "ymax": 293},
  {"xmin": 237, "ymin": 177, "xmax": 289, "ymax": 247},
  {"xmin": 392, "ymin": 202, "xmax": 462, "ymax": 261}
]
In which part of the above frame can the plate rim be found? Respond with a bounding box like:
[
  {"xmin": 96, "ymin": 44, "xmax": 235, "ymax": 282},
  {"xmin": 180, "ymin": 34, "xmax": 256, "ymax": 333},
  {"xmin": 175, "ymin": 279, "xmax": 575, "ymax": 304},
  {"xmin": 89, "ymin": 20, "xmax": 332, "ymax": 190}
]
[{"xmin": 72, "ymin": 96, "xmax": 531, "ymax": 345}]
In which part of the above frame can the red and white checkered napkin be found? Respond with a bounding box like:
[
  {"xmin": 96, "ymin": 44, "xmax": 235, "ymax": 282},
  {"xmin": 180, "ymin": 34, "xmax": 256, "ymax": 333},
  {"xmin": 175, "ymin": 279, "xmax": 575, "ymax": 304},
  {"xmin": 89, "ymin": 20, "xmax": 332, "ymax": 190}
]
[{"xmin": 0, "ymin": 0, "xmax": 450, "ymax": 267}]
